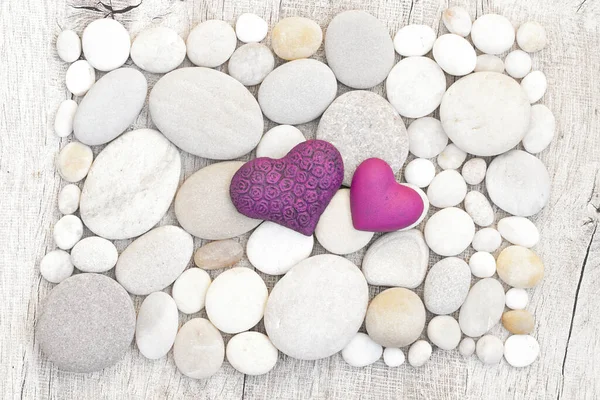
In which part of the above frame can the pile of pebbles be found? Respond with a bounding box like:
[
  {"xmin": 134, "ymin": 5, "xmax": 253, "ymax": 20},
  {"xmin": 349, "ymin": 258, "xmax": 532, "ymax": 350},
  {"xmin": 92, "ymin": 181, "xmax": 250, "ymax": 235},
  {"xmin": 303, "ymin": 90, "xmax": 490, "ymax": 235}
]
[{"xmin": 41, "ymin": 7, "xmax": 551, "ymax": 376}]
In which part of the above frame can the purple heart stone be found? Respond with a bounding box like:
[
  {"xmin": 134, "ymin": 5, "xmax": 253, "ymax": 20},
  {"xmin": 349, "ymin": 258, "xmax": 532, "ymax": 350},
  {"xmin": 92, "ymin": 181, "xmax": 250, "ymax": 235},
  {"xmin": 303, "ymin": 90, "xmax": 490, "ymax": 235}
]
[{"xmin": 230, "ymin": 140, "xmax": 344, "ymax": 235}]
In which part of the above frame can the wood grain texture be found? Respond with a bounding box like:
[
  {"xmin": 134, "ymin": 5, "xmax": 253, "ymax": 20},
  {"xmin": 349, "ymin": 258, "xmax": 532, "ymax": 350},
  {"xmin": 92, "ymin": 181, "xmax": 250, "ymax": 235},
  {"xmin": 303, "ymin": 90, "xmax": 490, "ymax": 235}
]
[{"xmin": 1, "ymin": 0, "xmax": 599, "ymax": 399}]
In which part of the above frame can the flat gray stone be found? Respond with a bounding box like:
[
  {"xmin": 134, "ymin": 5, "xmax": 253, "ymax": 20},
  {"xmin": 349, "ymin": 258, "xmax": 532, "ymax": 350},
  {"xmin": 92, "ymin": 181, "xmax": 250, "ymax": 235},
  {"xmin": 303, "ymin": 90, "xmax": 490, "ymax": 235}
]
[
  {"xmin": 423, "ymin": 257, "xmax": 471, "ymax": 315},
  {"xmin": 459, "ymin": 278, "xmax": 505, "ymax": 337}
]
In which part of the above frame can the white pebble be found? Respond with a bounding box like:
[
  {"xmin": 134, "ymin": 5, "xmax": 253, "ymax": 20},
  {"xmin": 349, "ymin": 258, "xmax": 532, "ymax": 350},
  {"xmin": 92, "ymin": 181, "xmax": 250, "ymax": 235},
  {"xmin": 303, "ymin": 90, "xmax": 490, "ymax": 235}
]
[
  {"xmin": 39, "ymin": 250, "xmax": 74, "ymax": 283},
  {"xmin": 256, "ymin": 125, "xmax": 306, "ymax": 159},
  {"xmin": 497, "ymin": 216, "xmax": 540, "ymax": 248},
  {"xmin": 505, "ymin": 288, "xmax": 529, "ymax": 310},
  {"xmin": 187, "ymin": 20, "xmax": 237, "ymax": 67},
  {"xmin": 383, "ymin": 347, "xmax": 405, "ymax": 367},
  {"xmin": 464, "ymin": 190, "xmax": 494, "ymax": 227},
  {"xmin": 130, "ymin": 26, "xmax": 186, "ymax": 74},
  {"xmin": 425, "ymin": 207, "xmax": 475, "ymax": 256},
  {"xmin": 57, "ymin": 184, "xmax": 81, "ymax": 215},
  {"xmin": 504, "ymin": 335, "xmax": 540, "ymax": 367},
  {"xmin": 407, "ymin": 117, "xmax": 448, "ymax": 158},
  {"xmin": 401, "ymin": 184, "xmax": 430, "ymax": 230},
  {"xmin": 135, "ymin": 292, "xmax": 179, "ymax": 360},
  {"xmin": 458, "ymin": 337, "xmax": 476, "ymax": 357},
  {"xmin": 461, "ymin": 158, "xmax": 487, "ymax": 185},
  {"xmin": 56, "ymin": 30, "xmax": 81, "ymax": 63},
  {"xmin": 65, "ymin": 60, "xmax": 95, "ymax": 96},
  {"xmin": 471, "ymin": 14, "xmax": 515, "ymax": 54},
  {"xmin": 341, "ymin": 333, "xmax": 383, "ymax": 367},
  {"xmin": 56, "ymin": 142, "xmax": 93, "ymax": 183},
  {"xmin": 442, "ymin": 6, "xmax": 472, "ymax": 37},
  {"xmin": 236, "ymin": 13, "xmax": 269, "ymax": 43},
  {"xmin": 71, "ymin": 236, "xmax": 118, "ymax": 272},
  {"xmin": 472, "ymin": 228, "xmax": 502, "ymax": 253},
  {"xmin": 475, "ymin": 54, "xmax": 504, "ymax": 73},
  {"xmin": 517, "ymin": 21, "xmax": 547, "ymax": 53},
  {"xmin": 228, "ymin": 43, "xmax": 275, "ymax": 86},
  {"xmin": 437, "ymin": 143, "xmax": 467, "ymax": 170},
  {"xmin": 504, "ymin": 50, "xmax": 532, "ymax": 79},
  {"xmin": 53, "ymin": 215, "xmax": 83, "ymax": 250},
  {"xmin": 226, "ymin": 331, "xmax": 278, "ymax": 375},
  {"xmin": 521, "ymin": 71, "xmax": 547, "ymax": 103},
  {"xmin": 427, "ymin": 316, "xmax": 461, "ymax": 350},
  {"xmin": 433, "ymin": 34, "xmax": 476, "ymax": 76},
  {"xmin": 427, "ymin": 170, "xmax": 467, "ymax": 208},
  {"xmin": 408, "ymin": 340, "xmax": 432, "ymax": 367},
  {"xmin": 393, "ymin": 24, "xmax": 436, "ymax": 56},
  {"xmin": 54, "ymin": 100, "xmax": 78, "ymax": 138},
  {"xmin": 82, "ymin": 19, "xmax": 131, "ymax": 72},
  {"xmin": 404, "ymin": 158, "xmax": 436, "ymax": 188},
  {"xmin": 522, "ymin": 104, "xmax": 555, "ymax": 154},
  {"xmin": 172, "ymin": 268, "xmax": 212, "ymax": 314},
  {"xmin": 469, "ymin": 251, "xmax": 496, "ymax": 278},
  {"xmin": 476, "ymin": 335, "xmax": 504, "ymax": 364}
]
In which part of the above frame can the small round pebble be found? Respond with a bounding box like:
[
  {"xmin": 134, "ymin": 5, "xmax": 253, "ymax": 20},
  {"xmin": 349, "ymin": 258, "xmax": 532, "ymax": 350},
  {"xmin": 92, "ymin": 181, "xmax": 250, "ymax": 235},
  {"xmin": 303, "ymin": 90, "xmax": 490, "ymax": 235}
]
[
  {"xmin": 459, "ymin": 337, "xmax": 476, "ymax": 357},
  {"xmin": 82, "ymin": 18, "xmax": 131, "ymax": 71},
  {"xmin": 442, "ymin": 6, "xmax": 472, "ymax": 37},
  {"xmin": 39, "ymin": 250, "xmax": 74, "ymax": 283},
  {"xmin": 521, "ymin": 71, "xmax": 547, "ymax": 103},
  {"xmin": 56, "ymin": 30, "xmax": 82, "ymax": 62},
  {"xmin": 404, "ymin": 158, "xmax": 436, "ymax": 188},
  {"xmin": 54, "ymin": 99, "xmax": 78, "ymax": 138},
  {"xmin": 427, "ymin": 170, "xmax": 467, "ymax": 208},
  {"xmin": 172, "ymin": 268, "xmax": 211, "ymax": 314},
  {"xmin": 194, "ymin": 239, "xmax": 244, "ymax": 270},
  {"xmin": 437, "ymin": 143, "xmax": 467, "ymax": 170},
  {"xmin": 173, "ymin": 318, "xmax": 224, "ymax": 379},
  {"xmin": 472, "ymin": 228, "xmax": 502, "ymax": 253},
  {"xmin": 228, "ymin": 43, "xmax": 275, "ymax": 86},
  {"xmin": 407, "ymin": 117, "xmax": 449, "ymax": 158},
  {"xmin": 461, "ymin": 158, "xmax": 487, "ymax": 185},
  {"xmin": 236, "ymin": 13, "xmax": 268, "ymax": 43},
  {"xmin": 424, "ymin": 257, "xmax": 471, "ymax": 315},
  {"xmin": 57, "ymin": 184, "xmax": 81, "ymax": 215},
  {"xmin": 433, "ymin": 34, "xmax": 476, "ymax": 76},
  {"xmin": 502, "ymin": 310, "xmax": 535, "ymax": 334},
  {"xmin": 497, "ymin": 216, "xmax": 540, "ymax": 248},
  {"xmin": 186, "ymin": 20, "xmax": 237, "ymax": 67},
  {"xmin": 408, "ymin": 340, "xmax": 432, "ymax": 367},
  {"xmin": 226, "ymin": 332, "xmax": 278, "ymax": 375},
  {"xmin": 341, "ymin": 333, "xmax": 383, "ymax": 367},
  {"xmin": 476, "ymin": 335, "xmax": 504, "ymax": 364},
  {"xmin": 135, "ymin": 292, "xmax": 178, "ymax": 360},
  {"xmin": 255, "ymin": 125, "xmax": 306, "ymax": 159},
  {"xmin": 56, "ymin": 142, "xmax": 93, "ymax": 183},
  {"xmin": 130, "ymin": 26, "xmax": 186, "ymax": 74},
  {"xmin": 505, "ymin": 50, "xmax": 532, "ymax": 79},
  {"xmin": 464, "ymin": 190, "xmax": 494, "ymax": 227},
  {"xmin": 393, "ymin": 24, "xmax": 436, "ymax": 56},
  {"xmin": 205, "ymin": 267, "xmax": 268, "ymax": 334},
  {"xmin": 427, "ymin": 315, "xmax": 461, "ymax": 350},
  {"xmin": 53, "ymin": 215, "xmax": 83, "ymax": 250},
  {"xmin": 471, "ymin": 14, "xmax": 515, "ymax": 54},
  {"xmin": 522, "ymin": 104, "xmax": 555, "ymax": 154},
  {"xmin": 271, "ymin": 17, "xmax": 322, "ymax": 60},
  {"xmin": 469, "ymin": 251, "xmax": 496, "ymax": 278},
  {"xmin": 70, "ymin": 236, "xmax": 118, "ymax": 273},
  {"xmin": 425, "ymin": 207, "xmax": 475, "ymax": 256},
  {"xmin": 65, "ymin": 60, "xmax": 95, "ymax": 96},
  {"xmin": 517, "ymin": 21, "xmax": 547, "ymax": 53},
  {"xmin": 504, "ymin": 335, "xmax": 540, "ymax": 367},
  {"xmin": 475, "ymin": 54, "xmax": 504, "ymax": 73},
  {"xmin": 497, "ymin": 246, "xmax": 544, "ymax": 288},
  {"xmin": 505, "ymin": 288, "xmax": 529, "ymax": 310},
  {"xmin": 383, "ymin": 348, "xmax": 405, "ymax": 367}
]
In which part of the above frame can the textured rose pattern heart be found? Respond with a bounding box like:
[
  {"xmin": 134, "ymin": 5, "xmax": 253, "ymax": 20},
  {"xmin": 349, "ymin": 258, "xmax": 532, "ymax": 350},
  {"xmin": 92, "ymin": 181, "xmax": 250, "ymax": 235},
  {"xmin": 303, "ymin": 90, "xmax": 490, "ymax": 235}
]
[
  {"xmin": 350, "ymin": 158, "xmax": 424, "ymax": 232},
  {"xmin": 230, "ymin": 140, "xmax": 344, "ymax": 235}
]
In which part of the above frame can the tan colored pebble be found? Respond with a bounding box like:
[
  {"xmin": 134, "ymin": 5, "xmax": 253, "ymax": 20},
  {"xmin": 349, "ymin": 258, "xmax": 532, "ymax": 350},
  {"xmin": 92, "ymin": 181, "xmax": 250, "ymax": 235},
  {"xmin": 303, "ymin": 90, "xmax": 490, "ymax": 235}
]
[
  {"xmin": 502, "ymin": 309, "xmax": 535, "ymax": 334},
  {"xmin": 496, "ymin": 245, "xmax": 544, "ymax": 288},
  {"xmin": 271, "ymin": 17, "xmax": 323, "ymax": 60},
  {"xmin": 57, "ymin": 142, "xmax": 93, "ymax": 183},
  {"xmin": 194, "ymin": 239, "xmax": 243, "ymax": 270}
]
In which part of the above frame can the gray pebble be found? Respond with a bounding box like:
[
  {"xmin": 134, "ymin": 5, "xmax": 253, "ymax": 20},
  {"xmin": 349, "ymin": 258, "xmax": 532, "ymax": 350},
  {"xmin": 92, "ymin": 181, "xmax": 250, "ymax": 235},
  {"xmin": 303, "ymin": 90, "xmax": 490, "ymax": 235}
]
[
  {"xmin": 459, "ymin": 278, "xmax": 505, "ymax": 337},
  {"xmin": 228, "ymin": 43, "xmax": 275, "ymax": 86},
  {"xmin": 423, "ymin": 257, "xmax": 471, "ymax": 315}
]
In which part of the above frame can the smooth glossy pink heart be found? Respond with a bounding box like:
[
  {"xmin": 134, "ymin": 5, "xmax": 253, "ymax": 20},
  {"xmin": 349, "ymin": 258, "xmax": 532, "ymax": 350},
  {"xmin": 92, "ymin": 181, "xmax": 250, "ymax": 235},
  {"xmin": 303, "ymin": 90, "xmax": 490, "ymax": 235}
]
[{"xmin": 350, "ymin": 158, "xmax": 424, "ymax": 232}]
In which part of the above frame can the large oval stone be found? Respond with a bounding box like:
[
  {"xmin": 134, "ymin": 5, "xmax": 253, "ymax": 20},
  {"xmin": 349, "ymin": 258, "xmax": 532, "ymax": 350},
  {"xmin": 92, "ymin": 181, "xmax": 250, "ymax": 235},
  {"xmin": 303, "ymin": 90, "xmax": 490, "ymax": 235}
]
[{"xmin": 458, "ymin": 278, "xmax": 505, "ymax": 337}]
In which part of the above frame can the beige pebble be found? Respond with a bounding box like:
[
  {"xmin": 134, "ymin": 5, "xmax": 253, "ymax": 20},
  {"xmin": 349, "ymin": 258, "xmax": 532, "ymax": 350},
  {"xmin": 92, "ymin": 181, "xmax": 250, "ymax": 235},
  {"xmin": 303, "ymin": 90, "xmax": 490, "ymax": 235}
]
[
  {"xmin": 194, "ymin": 239, "xmax": 243, "ymax": 270},
  {"xmin": 56, "ymin": 142, "xmax": 93, "ymax": 183},
  {"xmin": 271, "ymin": 17, "xmax": 322, "ymax": 60},
  {"xmin": 502, "ymin": 309, "xmax": 535, "ymax": 334},
  {"xmin": 496, "ymin": 245, "xmax": 544, "ymax": 288}
]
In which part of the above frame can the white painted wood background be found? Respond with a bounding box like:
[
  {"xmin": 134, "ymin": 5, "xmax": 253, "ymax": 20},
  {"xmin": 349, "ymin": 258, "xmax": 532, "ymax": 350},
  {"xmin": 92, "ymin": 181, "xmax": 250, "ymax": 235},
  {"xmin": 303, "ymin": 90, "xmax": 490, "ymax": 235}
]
[{"xmin": 1, "ymin": 0, "xmax": 599, "ymax": 398}]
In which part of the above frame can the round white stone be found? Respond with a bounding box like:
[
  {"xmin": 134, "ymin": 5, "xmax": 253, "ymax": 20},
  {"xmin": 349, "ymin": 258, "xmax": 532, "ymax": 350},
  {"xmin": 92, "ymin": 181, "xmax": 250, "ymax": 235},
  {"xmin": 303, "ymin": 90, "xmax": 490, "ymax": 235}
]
[
  {"xmin": 464, "ymin": 190, "xmax": 494, "ymax": 227},
  {"xmin": 205, "ymin": 267, "xmax": 268, "ymax": 334},
  {"xmin": 427, "ymin": 169, "xmax": 467, "ymax": 208},
  {"xmin": 517, "ymin": 21, "xmax": 547, "ymax": 53},
  {"xmin": 442, "ymin": 6, "xmax": 472, "ymax": 37},
  {"xmin": 54, "ymin": 100, "xmax": 78, "ymax": 138},
  {"xmin": 458, "ymin": 337, "xmax": 476, "ymax": 357},
  {"xmin": 57, "ymin": 184, "xmax": 81, "ymax": 215},
  {"xmin": 65, "ymin": 60, "xmax": 95, "ymax": 96},
  {"xmin": 255, "ymin": 125, "xmax": 305, "ymax": 159},
  {"xmin": 227, "ymin": 43, "xmax": 275, "ymax": 86},
  {"xmin": 425, "ymin": 207, "xmax": 474, "ymax": 256},
  {"xmin": 383, "ymin": 347, "xmax": 405, "ymax": 367},
  {"xmin": 469, "ymin": 251, "xmax": 496, "ymax": 278},
  {"xmin": 437, "ymin": 143, "xmax": 467, "ymax": 170},
  {"xmin": 235, "ymin": 13, "xmax": 268, "ymax": 43},
  {"xmin": 505, "ymin": 50, "xmax": 532, "ymax": 79},
  {"xmin": 386, "ymin": 56, "xmax": 446, "ymax": 118},
  {"xmin": 57, "ymin": 142, "xmax": 93, "ymax": 183},
  {"xmin": 433, "ymin": 34, "xmax": 476, "ymax": 76},
  {"xmin": 504, "ymin": 335, "xmax": 540, "ymax": 367},
  {"xmin": 39, "ymin": 250, "xmax": 74, "ymax": 283},
  {"xmin": 316, "ymin": 189, "xmax": 374, "ymax": 255},
  {"xmin": 404, "ymin": 158, "xmax": 436, "ymax": 188},
  {"xmin": 70, "ymin": 236, "xmax": 118, "ymax": 273},
  {"xmin": 475, "ymin": 54, "xmax": 504, "ymax": 73},
  {"xmin": 407, "ymin": 117, "xmax": 448, "ymax": 158},
  {"xmin": 393, "ymin": 24, "xmax": 436, "ymax": 56},
  {"xmin": 459, "ymin": 278, "xmax": 505, "ymax": 337},
  {"xmin": 471, "ymin": 14, "xmax": 515, "ymax": 54},
  {"xmin": 56, "ymin": 30, "xmax": 82, "ymax": 63},
  {"xmin": 341, "ymin": 333, "xmax": 383, "ymax": 367},
  {"xmin": 521, "ymin": 71, "xmax": 547, "ymax": 103},
  {"xmin": 401, "ymin": 184, "xmax": 430, "ymax": 231},
  {"xmin": 472, "ymin": 228, "xmax": 502, "ymax": 253},
  {"xmin": 130, "ymin": 26, "xmax": 186, "ymax": 73},
  {"xmin": 173, "ymin": 318, "xmax": 224, "ymax": 379},
  {"xmin": 408, "ymin": 340, "xmax": 432, "ymax": 367},
  {"xmin": 476, "ymin": 335, "xmax": 504, "ymax": 364},
  {"xmin": 82, "ymin": 19, "xmax": 131, "ymax": 71},
  {"xmin": 505, "ymin": 288, "xmax": 529, "ymax": 310},
  {"xmin": 497, "ymin": 216, "xmax": 540, "ymax": 248},
  {"xmin": 522, "ymin": 104, "xmax": 555, "ymax": 154},
  {"xmin": 427, "ymin": 316, "xmax": 461, "ymax": 350},
  {"xmin": 53, "ymin": 215, "xmax": 83, "ymax": 250},
  {"xmin": 135, "ymin": 292, "xmax": 178, "ymax": 360},
  {"xmin": 187, "ymin": 20, "xmax": 236, "ymax": 67},
  {"xmin": 172, "ymin": 268, "xmax": 211, "ymax": 314},
  {"xmin": 226, "ymin": 332, "xmax": 278, "ymax": 375},
  {"xmin": 461, "ymin": 158, "xmax": 487, "ymax": 185}
]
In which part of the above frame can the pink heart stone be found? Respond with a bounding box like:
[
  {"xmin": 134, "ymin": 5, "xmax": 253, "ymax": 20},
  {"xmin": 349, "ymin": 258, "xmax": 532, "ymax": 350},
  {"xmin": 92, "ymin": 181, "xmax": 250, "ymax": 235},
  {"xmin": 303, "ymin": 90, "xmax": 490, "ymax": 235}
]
[
  {"xmin": 230, "ymin": 140, "xmax": 344, "ymax": 236},
  {"xmin": 350, "ymin": 158, "xmax": 424, "ymax": 232}
]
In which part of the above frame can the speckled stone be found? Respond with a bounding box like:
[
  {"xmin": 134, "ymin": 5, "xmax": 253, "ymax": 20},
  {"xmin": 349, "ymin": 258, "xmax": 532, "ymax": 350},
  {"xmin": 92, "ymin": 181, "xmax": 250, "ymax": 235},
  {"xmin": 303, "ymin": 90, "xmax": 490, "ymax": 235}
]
[
  {"xmin": 424, "ymin": 257, "xmax": 471, "ymax": 315},
  {"xmin": 461, "ymin": 158, "xmax": 487, "ymax": 185},
  {"xmin": 464, "ymin": 190, "xmax": 495, "ymax": 227},
  {"xmin": 496, "ymin": 245, "xmax": 544, "ymax": 288}
]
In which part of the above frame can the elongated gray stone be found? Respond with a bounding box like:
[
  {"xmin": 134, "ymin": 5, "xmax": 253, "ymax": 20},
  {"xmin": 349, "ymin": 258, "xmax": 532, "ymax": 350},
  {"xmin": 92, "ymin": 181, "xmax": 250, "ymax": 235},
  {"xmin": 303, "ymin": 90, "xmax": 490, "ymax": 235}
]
[
  {"xmin": 423, "ymin": 257, "xmax": 471, "ymax": 315},
  {"xmin": 459, "ymin": 278, "xmax": 505, "ymax": 337}
]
